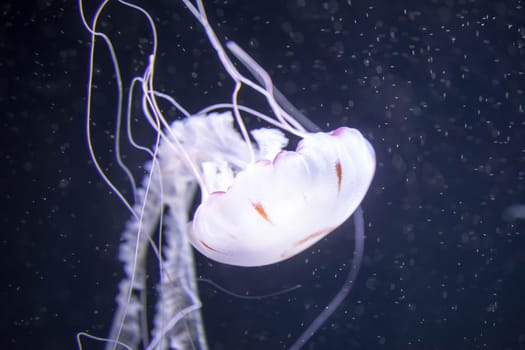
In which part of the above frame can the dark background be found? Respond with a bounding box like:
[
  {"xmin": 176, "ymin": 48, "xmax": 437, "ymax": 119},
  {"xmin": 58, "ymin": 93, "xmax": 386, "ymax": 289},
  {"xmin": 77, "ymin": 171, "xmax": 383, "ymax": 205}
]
[{"xmin": 2, "ymin": 0, "xmax": 525, "ymax": 349}]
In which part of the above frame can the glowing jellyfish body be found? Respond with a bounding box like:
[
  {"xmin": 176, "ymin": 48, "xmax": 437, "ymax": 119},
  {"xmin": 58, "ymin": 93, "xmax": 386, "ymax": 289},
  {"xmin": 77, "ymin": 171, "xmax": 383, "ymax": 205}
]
[
  {"xmin": 190, "ymin": 125, "xmax": 375, "ymax": 267},
  {"xmin": 78, "ymin": 0, "xmax": 375, "ymax": 349}
]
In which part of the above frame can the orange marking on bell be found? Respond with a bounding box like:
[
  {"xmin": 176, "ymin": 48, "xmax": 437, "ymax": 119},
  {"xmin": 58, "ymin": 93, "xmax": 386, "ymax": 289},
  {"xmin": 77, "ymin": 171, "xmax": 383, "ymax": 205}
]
[
  {"xmin": 295, "ymin": 227, "xmax": 334, "ymax": 247},
  {"xmin": 280, "ymin": 226, "xmax": 336, "ymax": 259},
  {"xmin": 335, "ymin": 161, "xmax": 342, "ymax": 192},
  {"xmin": 200, "ymin": 240, "xmax": 220, "ymax": 252},
  {"xmin": 252, "ymin": 202, "xmax": 272, "ymax": 223}
]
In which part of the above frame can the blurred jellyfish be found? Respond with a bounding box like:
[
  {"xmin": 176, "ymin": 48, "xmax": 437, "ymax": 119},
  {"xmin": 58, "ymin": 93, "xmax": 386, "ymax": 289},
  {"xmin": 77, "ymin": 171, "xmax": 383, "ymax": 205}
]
[{"xmin": 502, "ymin": 204, "xmax": 525, "ymax": 222}]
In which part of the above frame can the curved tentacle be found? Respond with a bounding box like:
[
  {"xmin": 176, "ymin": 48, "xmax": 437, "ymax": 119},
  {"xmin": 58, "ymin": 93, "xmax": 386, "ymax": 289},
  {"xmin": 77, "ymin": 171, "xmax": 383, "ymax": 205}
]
[{"xmin": 289, "ymin": 206, "xmax": 366, "ymax": 350}]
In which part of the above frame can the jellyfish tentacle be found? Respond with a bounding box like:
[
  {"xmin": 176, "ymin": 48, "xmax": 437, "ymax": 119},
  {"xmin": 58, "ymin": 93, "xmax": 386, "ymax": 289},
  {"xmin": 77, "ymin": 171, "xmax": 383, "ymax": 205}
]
[
  {"xmin": 289, "ymin": 206, "xmax": 366, "ymax": 350},
  {"xmin": 181, "ymin": 0, "xmax": 311, "ymax": 139},
  {"xmin": 79, "ymin": 0, "xmax": 137, "ymax": 217},
  {"xmin": 226, "ymin": 41, "xmax": 321, "ymax": 133},
  {"xmin": 225, "ymin": 42, "xmax": 320, "ymax": 133}
]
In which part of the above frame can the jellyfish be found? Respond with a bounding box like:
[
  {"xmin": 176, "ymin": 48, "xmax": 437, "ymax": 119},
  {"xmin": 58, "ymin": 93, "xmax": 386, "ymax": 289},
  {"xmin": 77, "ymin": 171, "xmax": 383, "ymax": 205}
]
[
  {"xmin": 502, "ymin": 204, "xmax": 525, "ymax": 222},
  {"xmin": 77, "ymin": 0, "xmax": 375, "ymax": 349}
]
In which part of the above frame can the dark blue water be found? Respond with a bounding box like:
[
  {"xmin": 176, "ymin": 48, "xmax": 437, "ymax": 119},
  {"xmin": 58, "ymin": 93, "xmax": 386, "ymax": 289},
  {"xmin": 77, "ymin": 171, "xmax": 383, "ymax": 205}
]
[{"xmin": 3, "ymin": 0, "xmax": 524, "ymax": 349}]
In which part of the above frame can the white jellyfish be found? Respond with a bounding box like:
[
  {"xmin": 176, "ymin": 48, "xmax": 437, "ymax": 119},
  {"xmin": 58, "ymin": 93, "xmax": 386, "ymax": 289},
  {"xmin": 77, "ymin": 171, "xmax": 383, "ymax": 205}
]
[{"xmin": 77, "ymin": 0, "xmax": 375, "ymax": 349}]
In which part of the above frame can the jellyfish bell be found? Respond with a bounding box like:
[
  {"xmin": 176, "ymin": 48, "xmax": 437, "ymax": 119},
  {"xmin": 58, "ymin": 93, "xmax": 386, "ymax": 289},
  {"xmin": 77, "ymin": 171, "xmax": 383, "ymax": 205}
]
[{"xmin": 188, "ymin": 122, "xmax": 375, "ymax": 267}]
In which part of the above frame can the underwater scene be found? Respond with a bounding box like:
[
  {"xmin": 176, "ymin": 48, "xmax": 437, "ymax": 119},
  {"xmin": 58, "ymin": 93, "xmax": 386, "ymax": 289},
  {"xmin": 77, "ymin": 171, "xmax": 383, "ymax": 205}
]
[{"xmin": 3, "ymin": 0, "xmax": 524, "ymax": 349}]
